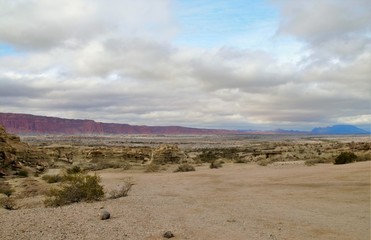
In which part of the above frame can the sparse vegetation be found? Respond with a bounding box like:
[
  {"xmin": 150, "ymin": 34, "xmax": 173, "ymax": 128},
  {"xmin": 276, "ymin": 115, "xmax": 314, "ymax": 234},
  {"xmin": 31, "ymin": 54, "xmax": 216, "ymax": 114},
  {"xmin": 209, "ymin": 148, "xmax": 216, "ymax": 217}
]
[
  {"xmin": 0, "ymin": 182, "xmax": 14, "ymax": 197},
  {"xmin": 257, "ymin": 159, "xmax": 271, "ymax": 166},
  {"xmin": 234, "ymin": 158, "xmax": 247, "ymax": 163},
  {"xmin": 305, "ymin": 159, "xmax": 327, "ymax": 166},
  {"xmin": 210, "ymin": 160, "xmax": 223, "ymax": 169},
  {"xmin": 334, "ymin": 152, "xmax": 357, "ymax": 165},
  {"xmin": 0, "ymin": 196, "xmax": 16, "ymax": 210},
  {"xmin": 66, "ymin": 165, "xmax": 83, "ymax": 174},
  {"xmin": 145, "ymin": 163, "xmax": 160, "ymax": 173},
  {"xmin": 44, "ymin": 173, "xmax": 104, "ymax": 207},
  {"xmin": 174, "ymin": 163, "xmax": 195, "ymax": 172},
  {"xmin": 42, "ymin": 174, "xmax": 64, "ymax": 183},
  {"xmin": 82, "ymin": 162, "xmax": 131, "ymax": 171},
  {"xmin": 108, "ymin": 178, "xmax": 133, "ymax": 199},
  {"xmin": 356, "ymin": 153, "xmax": 371, "ymax": 162},
  {"xmin": 198, "ymin": 150, "xmax": 218, "ymax": 163}
]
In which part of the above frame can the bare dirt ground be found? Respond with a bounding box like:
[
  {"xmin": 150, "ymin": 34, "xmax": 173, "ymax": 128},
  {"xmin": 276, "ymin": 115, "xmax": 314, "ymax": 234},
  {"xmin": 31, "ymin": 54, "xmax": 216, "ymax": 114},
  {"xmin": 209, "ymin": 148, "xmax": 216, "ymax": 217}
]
[{"xmin": 1, "ymin": 161, "xmax": 370, "ymax": 240}]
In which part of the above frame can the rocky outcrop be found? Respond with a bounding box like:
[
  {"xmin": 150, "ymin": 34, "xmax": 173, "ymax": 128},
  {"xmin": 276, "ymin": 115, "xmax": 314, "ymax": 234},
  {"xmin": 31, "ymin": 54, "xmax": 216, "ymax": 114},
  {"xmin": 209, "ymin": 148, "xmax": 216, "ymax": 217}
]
[
  {"xmin": 0, "ymin": 112, "xmax": 238, "ymax": 135},
  {"xmin": 0, "ymin": 125, "xmax": 49, "ymax": 176}
]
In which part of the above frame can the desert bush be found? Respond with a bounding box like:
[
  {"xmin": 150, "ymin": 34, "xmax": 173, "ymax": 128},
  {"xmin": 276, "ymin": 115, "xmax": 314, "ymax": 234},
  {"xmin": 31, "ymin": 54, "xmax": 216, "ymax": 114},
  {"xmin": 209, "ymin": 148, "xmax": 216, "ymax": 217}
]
[
  {"xmin": 334, "ymin": 152, "xmax": 357, "ymax": 165},
  {"xmin": 108, "ymin": 178, "xmax": 133, "ymax": 199},
  {"xmin": 174, "ymin": 163, "xmax": 195, "ymax": 172},
  {"xmin": 0, "ymin": 182, "xmax": 14, "ymax": 197},
  {"xmin": 145, "ymin": 163, "xmax": 160, "ymax": 173},
  {"xmin": 44, "ymin": 173, "xmax": 104, "ymax": 207},
  {"xmin": 42, "ymin": 174, "xmax": 63, "ymax": 183},
  {"xmin": 17, "ymin": 169, "xmax": 29, "ymax": 177},
  {"xmin": 0, "ymin": 197, "xmax": 16, "ymax": 210},
  {"xmin": 209, "ymin": 160, "xmax": 223, "ymax": 169},
  {"xmin": 257, "ymin": 159, "xmax": 271, "ymax": 166},
  {"xmin": 198, "ymin": 150, "xmax": 218, "ymax": 163},
  {"xmin": 356, "ymin": 153, "xmax": 371, "ymax": 162},
  {"xmin": 66, "ymin": 166, "xmax": 83, "ymax": 174}
]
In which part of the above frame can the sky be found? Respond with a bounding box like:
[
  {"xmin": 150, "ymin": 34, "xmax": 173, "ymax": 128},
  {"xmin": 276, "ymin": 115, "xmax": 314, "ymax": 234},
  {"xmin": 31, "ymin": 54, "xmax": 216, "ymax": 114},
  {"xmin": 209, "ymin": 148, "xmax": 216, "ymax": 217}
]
[{"xmin": 0, "ymin": 0, "xmax": 370, "ymax": 131}]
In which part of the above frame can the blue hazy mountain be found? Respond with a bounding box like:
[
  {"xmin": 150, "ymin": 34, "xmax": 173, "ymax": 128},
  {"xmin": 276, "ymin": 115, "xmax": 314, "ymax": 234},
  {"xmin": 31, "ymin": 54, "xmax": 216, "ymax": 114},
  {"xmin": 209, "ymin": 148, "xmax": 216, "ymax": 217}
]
[{"xmin": 311, "ymin": 125, "xmax": 369, "ymax": 134}]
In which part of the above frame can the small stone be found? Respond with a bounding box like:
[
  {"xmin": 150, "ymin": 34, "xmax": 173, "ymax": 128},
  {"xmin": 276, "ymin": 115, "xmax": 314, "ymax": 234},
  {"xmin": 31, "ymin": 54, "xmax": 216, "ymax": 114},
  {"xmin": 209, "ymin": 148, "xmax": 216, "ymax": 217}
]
[
  {"xmin": 100, "ymin": 210, "xmax": 110, "ymax": 220},
  {"xmin": 163, "ymin": 231, "xmax": 174, "ymax": 238}
]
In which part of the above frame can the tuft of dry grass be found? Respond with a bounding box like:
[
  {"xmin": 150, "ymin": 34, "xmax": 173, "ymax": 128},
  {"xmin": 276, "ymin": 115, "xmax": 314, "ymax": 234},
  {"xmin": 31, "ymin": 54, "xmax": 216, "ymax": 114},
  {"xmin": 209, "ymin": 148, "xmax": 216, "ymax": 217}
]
[
  {"xmin": 174, "ymin": 163, "xmax": 195, "ymax": 172},
  {"xmin": 108, "ymin": 178, "xmax": 133, "ymax": 199},
  {"xmin": 145, "ymin": 164, "xmax": 160, "ymax": 173},
  {"xmin": 0, "ymin": 181, "xmax": 14, "ymax": 197},
  {"xmin": 0, "ymin": 196, "xmax": 16, "ymax": 210}
]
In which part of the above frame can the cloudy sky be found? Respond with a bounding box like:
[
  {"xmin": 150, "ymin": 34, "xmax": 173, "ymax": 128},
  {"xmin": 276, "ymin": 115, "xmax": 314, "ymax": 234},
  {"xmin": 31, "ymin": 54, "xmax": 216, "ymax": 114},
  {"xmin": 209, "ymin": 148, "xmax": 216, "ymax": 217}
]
[{"xmin": 0, "ymin": 0, "xmax": 370, "ymax": 131}]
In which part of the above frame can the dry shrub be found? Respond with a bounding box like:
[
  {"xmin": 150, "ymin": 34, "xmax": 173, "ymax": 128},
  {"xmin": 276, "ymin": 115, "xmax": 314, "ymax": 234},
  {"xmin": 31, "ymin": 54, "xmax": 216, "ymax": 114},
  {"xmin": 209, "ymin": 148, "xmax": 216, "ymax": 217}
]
[
  {"xmin": 20, "ymin": 179, "xmax": 47, "ymax": 197},
  {"xmin": 0, "ymin": 182, "xmax": 14, "ymax": 197},
  {"xmin": 257, "ymin": 159, "xmax": 271, "ymax": 166},
  {"xmin": 174, "ymin": 163, "xmax": 195, "ymax": 172},
  {"xmin": 210, "ymin": 160, "xmax": 223, "ymax": 169},
  {"xmin": 0, "ymin": 196, "xmax": 16, "ymax": 210},
  {"xmin": 66, "ymin": 166, "xmax": 83, "ymax": 174},
  {"xmin": 145, "ymin": 163, "xmax": 160, "ymax": 173},
  {"xmin": 356, "ymin": 153, "xmax": 371, "ymax": 162},
  {"xmin": 108, "ymin": 178, "xmax": 133, "ymax": 199},
  {"xmin": 42, "ymin": 174, "xmax": 63, "ymax": 183},
  {"xmin": 44, "ymin": 173, "xmax": 104, "ymax": 207}
]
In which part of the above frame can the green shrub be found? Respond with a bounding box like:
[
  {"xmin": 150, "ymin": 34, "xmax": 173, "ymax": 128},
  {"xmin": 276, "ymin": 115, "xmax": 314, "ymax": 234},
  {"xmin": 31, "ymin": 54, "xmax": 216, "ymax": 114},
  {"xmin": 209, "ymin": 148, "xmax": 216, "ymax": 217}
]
[
  {"xmin": 42, "ymin": 174, "xmax": 63, "ymax": 183},
  {"xmin": 174, "ymin": 164, "xmax": 195, "ymax": 172},
  {"xmin": 334, "ymin": 152, "xmax": 357, "ymax": 165},
  {"xmin": 44, "ymin": 173, "xmax": 104, "ymax": 207}
]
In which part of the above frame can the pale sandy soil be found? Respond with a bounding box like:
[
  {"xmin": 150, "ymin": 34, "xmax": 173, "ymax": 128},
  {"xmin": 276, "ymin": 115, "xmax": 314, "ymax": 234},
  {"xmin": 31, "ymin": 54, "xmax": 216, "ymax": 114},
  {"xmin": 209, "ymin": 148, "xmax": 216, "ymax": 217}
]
[{"xmin": 1, "ymin": 162, "xmax": 370, "ymax": 240}]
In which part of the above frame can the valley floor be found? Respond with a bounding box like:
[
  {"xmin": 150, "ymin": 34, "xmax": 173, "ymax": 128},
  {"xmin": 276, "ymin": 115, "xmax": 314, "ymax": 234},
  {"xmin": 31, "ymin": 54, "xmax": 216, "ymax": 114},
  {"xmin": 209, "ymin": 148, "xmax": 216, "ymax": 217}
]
[{"xmin": 0, "ymin": 161, "xmax": 370, "ymax": 240}]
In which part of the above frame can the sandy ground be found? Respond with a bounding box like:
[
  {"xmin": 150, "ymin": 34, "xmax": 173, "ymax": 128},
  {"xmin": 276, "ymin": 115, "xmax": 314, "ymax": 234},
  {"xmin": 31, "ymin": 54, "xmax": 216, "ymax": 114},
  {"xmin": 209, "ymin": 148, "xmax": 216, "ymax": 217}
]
[{"xmin": 0, "ymin": 161, "xmax": 370, "ymax": 240}]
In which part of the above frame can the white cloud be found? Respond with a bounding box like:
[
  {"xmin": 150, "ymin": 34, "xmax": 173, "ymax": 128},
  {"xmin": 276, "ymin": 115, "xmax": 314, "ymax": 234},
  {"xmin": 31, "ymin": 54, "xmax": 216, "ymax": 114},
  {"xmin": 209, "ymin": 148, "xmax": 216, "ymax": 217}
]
[
  {"xmin": 0, "ymin": 0, "xmax": 370, "ymax": 130},
  {"xmin": 0, "ymin": 0, "xmax": 176, "ymax": 49}
]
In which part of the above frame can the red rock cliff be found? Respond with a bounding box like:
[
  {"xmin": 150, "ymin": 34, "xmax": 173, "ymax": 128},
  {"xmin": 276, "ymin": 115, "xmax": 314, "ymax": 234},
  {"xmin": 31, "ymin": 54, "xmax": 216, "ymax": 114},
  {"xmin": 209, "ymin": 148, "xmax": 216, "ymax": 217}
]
[{"xmin": 0, "ymin": 112, "xmax": 238, "ymax": 135}]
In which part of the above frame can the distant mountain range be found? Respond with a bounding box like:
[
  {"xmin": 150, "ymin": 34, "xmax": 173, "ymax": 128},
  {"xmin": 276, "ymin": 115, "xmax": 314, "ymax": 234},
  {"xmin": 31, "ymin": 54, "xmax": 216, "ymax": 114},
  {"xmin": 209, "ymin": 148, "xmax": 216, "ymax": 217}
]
[
  {"xmin": 311, "ymin": 125, "xmax": 369, "ymax": 135},
  {"xmin": 0, "ymin": 112, "xmax": 369, "ymax": 135}
]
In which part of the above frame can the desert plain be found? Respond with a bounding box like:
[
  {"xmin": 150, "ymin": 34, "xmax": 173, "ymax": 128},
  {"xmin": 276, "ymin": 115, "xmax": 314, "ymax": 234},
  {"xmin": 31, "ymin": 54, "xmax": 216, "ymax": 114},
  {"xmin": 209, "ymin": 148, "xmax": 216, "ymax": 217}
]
[{"xmin": 0, "ymin": 133, "xmax": 370, "ymax": 240}]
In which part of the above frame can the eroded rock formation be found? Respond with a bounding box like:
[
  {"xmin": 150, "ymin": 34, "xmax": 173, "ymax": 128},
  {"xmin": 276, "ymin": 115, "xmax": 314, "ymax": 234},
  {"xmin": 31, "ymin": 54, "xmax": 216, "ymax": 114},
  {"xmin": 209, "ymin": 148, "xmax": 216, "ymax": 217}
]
[{"xmin": 0, "ymin": 125, "xmax": 49, "ymax": 176}]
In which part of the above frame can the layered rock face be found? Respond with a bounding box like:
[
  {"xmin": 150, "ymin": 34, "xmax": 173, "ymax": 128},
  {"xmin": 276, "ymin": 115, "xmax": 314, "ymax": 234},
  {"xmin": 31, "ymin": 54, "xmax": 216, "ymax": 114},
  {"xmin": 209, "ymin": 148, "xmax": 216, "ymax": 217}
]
[
  {"xmin": 0, "ymin": 112, "xmax": 237, "ymax": 135},
  {"xmin": 0, "ymin": 125, "xmax": 49, "ymax": 176}
]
